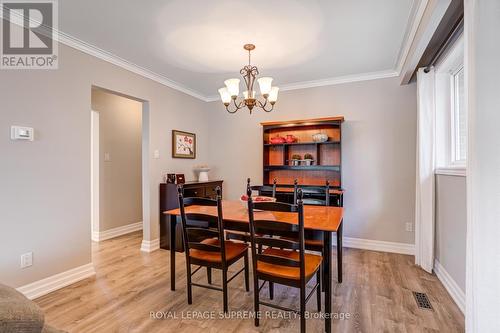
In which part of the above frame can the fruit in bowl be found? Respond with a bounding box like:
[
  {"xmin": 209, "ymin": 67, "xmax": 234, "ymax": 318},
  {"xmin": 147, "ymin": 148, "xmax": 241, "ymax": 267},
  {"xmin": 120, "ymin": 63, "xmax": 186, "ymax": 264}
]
[{"xmin": 240, "ymin": 194, "xmax": 276, "ymax": 209}]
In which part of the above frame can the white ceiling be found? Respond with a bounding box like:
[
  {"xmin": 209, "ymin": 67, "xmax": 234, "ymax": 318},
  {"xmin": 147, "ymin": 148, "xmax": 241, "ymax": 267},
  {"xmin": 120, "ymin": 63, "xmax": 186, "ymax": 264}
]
[{"xmin": 59, "ymin": 0, "xmax": 416, "ymax": 100}]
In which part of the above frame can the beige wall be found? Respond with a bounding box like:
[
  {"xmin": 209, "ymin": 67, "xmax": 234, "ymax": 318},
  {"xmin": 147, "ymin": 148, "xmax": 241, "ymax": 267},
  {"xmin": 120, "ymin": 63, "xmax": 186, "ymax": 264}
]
[
  {"xmin": 0, "ymin": 43, "xmax": 209, "ymax": 288},
  {"xmin": 435, "ymin": 174, "xmax": 466, "ymax": 292},
  {"xmin": 207, "ymin": 77, "xmax": 417, "ymax": 244},
  {"xmin": 91, "ymin": 89, "xmax": 143, "ymax": 231}
]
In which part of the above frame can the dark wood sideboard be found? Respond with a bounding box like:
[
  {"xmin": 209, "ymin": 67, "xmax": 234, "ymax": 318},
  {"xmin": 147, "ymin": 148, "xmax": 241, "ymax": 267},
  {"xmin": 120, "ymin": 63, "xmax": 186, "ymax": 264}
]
[{"xmin": 159, "ymin": 180, "xmax": 223, "ymax": 251}]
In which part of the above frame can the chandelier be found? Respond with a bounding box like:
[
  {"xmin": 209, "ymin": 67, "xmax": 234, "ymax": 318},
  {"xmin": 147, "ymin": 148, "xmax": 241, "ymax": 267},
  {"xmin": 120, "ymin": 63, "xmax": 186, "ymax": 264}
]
[{"xmin": 218, "ymin": 44, "xmax": 279, "ymax": 114}]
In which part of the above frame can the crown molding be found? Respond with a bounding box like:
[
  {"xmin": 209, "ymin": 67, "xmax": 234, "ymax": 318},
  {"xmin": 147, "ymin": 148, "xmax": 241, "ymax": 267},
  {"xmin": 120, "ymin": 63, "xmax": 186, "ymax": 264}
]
[
  {"xmin": 205, "ymin": 69, "xmax": 399, "ymax": 102},
  {"xmin": 4, "ymin": 5, "xmax": 417, "ymax": 101},
  {"xmin": 58, "ymin": 31, "xmax": 211, "ymax": 102},
  {"xmin": 280, "ymin": 70, "xmax": 399, "ymax": 91},
  {"xmin": 2, "ymin": 8, "xmax": 211, "ymax": 101}
]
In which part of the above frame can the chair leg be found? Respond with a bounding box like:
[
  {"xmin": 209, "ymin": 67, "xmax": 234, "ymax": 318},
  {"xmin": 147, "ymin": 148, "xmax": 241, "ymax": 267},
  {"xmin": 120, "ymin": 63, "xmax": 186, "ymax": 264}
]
[
  {"xmin": 316, "ymin": 270, "xmax": 321, "ymax": 312},
  {"xmin": 258, "ymin": 244, "xmax": 263, "ymax": 254},
  {"xmin": 222, "ymin": 268, "xmax": 229, "ymax": 313},
  {"xmin": 253, "ymin": 277, "xmax": 260, "ymax": 327},
  {"xmin": 269, "ymin": 281, "xmax": 274, "ymax": 300},
  {"xmin": 186, "ymin": 262, "xmax": 193, "ymax": 305},
  {"xmin": 244, "ymin": 252, "xmax": 250, "ymax": 292},
  {"xmin": 300, "ymin": 282, "xmax": 306, "ymax": 333},
  {"xmin": 207, "ymin": 267, "xmax": 212, "ymax": 284},
  {"xmin": 322, "ymin": 247, "xmax": 326, "ymax": 292}
]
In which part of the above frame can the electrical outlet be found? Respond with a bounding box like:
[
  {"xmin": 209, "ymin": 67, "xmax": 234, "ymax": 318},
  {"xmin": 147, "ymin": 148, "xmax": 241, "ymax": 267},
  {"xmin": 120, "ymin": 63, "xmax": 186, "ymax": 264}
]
[
  {"xmin": 405, "ymin": 222, "xmax": 413, "ymax": 232},
  {"xmin": 153, "ymin": 150, "xmax": 160, "ymax": 159},
  {"xmin": 20, "ymin": 252, "xmax": 33, "ymax": 268}
]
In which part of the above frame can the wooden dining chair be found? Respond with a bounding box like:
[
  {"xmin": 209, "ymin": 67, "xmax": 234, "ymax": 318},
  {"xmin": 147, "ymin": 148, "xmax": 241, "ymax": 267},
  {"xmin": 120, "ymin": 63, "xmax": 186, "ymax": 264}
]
[
  {"xmin": 292, "ymin": 179, "xmax": 331, "ymax": 253},
  {"xmin": 288, "ymin": 179, "xmax": 333, "ymax": 290},
  {"xmin": 247, "ymin": 188, "xmax": 322, "ymax": 333},
  {"xmin": 177, "ymin": 185, "xmax": 250, "ymax": 313}
]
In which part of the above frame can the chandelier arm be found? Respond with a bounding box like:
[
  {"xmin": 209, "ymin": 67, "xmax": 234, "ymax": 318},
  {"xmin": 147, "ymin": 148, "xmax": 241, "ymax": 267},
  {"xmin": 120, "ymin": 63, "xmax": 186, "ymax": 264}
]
[
  {"xmin": 225, "ymin": 104, "xmax": 238, "ymax": 114},
  {"xmin": 233, "ymin": 97, "xmax": 243, "ymax": 109},
  {"xmin": 256, "ymin": 98, "xmax": 274, "ymax": 112},
  {"xmin": 262, "ymin": 103, "xmax": 274, "ymax": 113},
  {"xmin": 225, "ymin": 98, "xmax": 246, "ymax": 114},
  {"xmin": 257, "ymin": 98, "xmax": 267, "ymax": 108}
]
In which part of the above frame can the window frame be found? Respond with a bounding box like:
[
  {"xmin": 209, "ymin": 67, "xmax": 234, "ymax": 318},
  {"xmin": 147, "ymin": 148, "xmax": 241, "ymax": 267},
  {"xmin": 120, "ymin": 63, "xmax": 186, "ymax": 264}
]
[
  {"xmin": 450, "ymin": 66, "xmax": 466, "ymax": 166},
  {"xmin": 434, "ymin": 35, "xmax": 466, "ymax": 176}
]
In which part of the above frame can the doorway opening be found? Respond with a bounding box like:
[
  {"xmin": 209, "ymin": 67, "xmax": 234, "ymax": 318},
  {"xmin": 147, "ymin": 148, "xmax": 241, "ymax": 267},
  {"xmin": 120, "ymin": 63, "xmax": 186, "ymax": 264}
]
[{"xmin": 90, "ymin": 87, "xmax": 149, "ymax": 244}]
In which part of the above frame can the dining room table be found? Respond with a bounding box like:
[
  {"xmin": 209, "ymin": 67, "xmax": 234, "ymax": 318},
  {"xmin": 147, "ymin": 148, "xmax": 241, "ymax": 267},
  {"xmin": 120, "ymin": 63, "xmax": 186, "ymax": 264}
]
[{"xmin": 164, "ymin": 200, "xmax": 344, "ymax": 333}]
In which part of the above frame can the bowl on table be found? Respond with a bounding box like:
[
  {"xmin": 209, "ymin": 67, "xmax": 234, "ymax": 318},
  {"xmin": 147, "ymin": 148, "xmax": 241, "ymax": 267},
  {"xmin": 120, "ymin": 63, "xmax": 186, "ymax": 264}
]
[{"xmin": 240, "ymin": 194, "xmax": 276, "ymax": 210}]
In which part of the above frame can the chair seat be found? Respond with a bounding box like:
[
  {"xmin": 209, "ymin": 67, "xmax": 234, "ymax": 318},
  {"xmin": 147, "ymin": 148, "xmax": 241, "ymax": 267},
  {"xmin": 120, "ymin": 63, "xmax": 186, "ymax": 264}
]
[
  {"xmin": 189, "ymin": 238, "xmax": 248, "ymax": 263},
  {"xmin": 257, "ymin": 248, "xmax": 322, "ymax": 280}
]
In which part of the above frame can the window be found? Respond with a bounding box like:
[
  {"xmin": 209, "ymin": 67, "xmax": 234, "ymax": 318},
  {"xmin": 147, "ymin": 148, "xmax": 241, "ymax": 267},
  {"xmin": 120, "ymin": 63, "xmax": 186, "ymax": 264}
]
[
  {"xmin": 435, "ymin": 35, "xmax": 466, "ymax": 176},
  {"xmin": 451, "ymin": 67, "xmax": 466, "ymax": 164}
]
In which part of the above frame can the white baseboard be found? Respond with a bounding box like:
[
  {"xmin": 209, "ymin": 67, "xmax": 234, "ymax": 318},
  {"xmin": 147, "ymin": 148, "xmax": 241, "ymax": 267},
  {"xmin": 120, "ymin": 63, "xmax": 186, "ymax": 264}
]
[
  {"xmin": 333, "ymin": 236, "xmax": 415, "ymax": 255},
  {"xmin": 140, "ymin": 238, "xmax": 160, "ymax": 253},
  {"xmin": 92, "ymin": 221, "xmax": 143, "ymax": 242},
  {"xmin": 17, "ymin": 263, "xmax": 96, "ymax": 300},
  {"xmin": 433, "ymin": 259, "xmax": 465, "ymax": 314}
]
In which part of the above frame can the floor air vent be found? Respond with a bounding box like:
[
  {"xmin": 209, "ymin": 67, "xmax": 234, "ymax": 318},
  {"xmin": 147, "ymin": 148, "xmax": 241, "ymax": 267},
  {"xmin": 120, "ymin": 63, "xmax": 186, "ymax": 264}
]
[{"xmin": 413, "ymin": 291, "xmax": 433, "ymax": 310}]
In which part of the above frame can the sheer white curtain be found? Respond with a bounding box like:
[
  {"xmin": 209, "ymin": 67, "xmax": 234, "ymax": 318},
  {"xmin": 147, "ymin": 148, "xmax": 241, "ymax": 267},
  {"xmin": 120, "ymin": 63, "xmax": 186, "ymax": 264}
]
[{"xmin": 415, "ymin": 67, "xmax": 435, "ymax": 273}]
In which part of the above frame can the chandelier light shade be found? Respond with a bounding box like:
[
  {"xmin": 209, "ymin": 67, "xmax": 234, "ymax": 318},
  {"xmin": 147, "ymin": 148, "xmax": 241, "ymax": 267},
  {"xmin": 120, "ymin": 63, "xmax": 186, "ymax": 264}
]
[
  {"xmin": 257, "ymin": 77, "xmax": 273, "ymax": 96},
  {"xmin": 218, "ymin": 44, "xmax": 279, "ymax": 114},
  {"xmin": 218, "ymin": 87, "xmax": 231, "ymax": 104},
  {"xmin": 224, "ymin": 78, "xmax": 240, "ymax": 97},
  {"xmin": 268, "ymin": 87, "xmax": 280, "ymax": 103}
]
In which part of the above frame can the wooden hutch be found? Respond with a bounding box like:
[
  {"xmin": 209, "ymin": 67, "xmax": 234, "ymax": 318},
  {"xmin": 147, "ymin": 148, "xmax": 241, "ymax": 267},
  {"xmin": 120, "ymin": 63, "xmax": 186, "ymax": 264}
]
[{"xmin": 260, "ymin": 117, "xmax": 344, "ymax": 206}]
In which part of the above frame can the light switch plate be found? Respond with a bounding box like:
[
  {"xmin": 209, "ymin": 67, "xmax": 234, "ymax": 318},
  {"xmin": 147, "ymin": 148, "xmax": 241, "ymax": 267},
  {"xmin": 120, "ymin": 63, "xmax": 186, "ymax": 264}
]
[
  {"xmin": 153, "ymin": 150, "xmax": 160, "ymax": 159},
  {"xmin": 11, "ymin": 126, "xmax": 34, "ymax": 141}
]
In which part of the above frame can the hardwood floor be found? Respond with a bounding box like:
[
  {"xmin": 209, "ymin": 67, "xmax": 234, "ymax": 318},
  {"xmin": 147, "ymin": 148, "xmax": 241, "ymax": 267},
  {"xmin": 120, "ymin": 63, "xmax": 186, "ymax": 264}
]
[{"xmin": 36, "ymin": 232, "xmax": 464, "ymax": 332}]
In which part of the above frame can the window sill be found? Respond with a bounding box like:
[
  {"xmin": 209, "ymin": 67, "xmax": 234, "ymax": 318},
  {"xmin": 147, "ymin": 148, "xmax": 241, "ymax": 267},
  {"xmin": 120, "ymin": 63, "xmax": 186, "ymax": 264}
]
[{"xmin": 435, "ymin": 167, "xmax": 466, "ymax": 177}]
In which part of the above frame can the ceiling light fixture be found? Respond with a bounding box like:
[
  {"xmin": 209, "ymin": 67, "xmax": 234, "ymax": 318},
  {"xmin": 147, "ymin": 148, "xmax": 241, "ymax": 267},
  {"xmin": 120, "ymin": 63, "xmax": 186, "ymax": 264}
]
[{"xmin": 218, "ymin": 44, "xmax": 279, "ymax": 114}]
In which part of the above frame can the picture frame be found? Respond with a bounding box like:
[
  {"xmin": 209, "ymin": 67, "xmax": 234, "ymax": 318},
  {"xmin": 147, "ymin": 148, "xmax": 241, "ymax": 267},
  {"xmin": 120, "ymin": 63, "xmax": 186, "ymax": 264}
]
[
  {"xmin": 175, "ymin": 174, "xmax": 185, "ymax": 184},
  {"xmin": 165, "ymin": 173, "xmax": 176, "ymax": 184},
  {"xmin": 172, "ymin": 130, "xmax": 196, "ymax": 159}
]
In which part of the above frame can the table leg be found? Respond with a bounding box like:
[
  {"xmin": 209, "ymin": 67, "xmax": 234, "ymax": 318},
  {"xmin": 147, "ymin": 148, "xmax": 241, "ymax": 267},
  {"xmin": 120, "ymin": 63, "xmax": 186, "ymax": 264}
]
[
  {"xmin": 323, "ymin": 231, "xmax": 332, "ymax": 333},
  {"xmin": 337, "ymin": 220, "xmax": 343, "ymax": 283},
  {"xmin": 170, "ymin": 214, "xmax": 177, "ymax": 291}
]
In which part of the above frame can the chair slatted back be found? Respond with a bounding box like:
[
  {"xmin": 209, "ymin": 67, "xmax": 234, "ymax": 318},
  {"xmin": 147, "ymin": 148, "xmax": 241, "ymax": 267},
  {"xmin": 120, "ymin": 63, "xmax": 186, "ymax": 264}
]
[
  {"xmin": 247, "ymin": 178, "xmax": 277, "ymax": 198},
  {"xmin": 178, "ymin": 186, "xmax": 226, "ymax": 261},
  {"xmin": 247, "ymin": 187, "xmax": 306, "ymax": 277},
  {"xmin": 293, "ymin": 179, "xmax": 330, "ymax": 206}
]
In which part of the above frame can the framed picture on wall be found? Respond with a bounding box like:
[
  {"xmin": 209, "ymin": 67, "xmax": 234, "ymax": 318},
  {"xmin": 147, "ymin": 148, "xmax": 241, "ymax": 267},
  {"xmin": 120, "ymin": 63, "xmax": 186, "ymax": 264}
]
[{"xmin": 172, "ymin": 130, "xmax": 196, "ymax": 159}]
